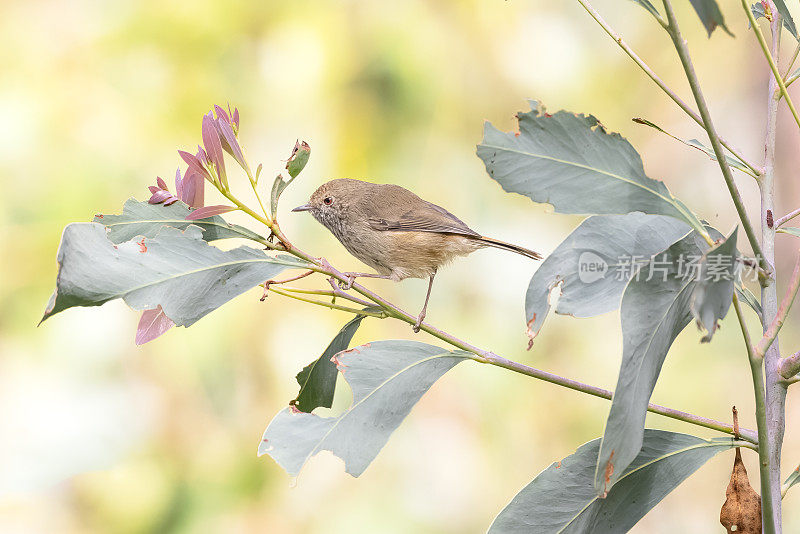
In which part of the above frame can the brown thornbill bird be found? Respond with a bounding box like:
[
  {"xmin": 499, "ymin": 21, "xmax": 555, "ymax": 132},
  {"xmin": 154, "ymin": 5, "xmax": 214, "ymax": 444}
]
[{"xmin": 292, "ymin": 179, "xmax": 542, "ymax": 331}]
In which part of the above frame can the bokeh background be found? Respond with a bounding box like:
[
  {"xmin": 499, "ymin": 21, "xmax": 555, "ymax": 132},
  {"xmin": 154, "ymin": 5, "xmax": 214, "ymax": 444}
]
[{"xmin": 2, "ymin": 0, "xmax": 800, "ymax": 532}]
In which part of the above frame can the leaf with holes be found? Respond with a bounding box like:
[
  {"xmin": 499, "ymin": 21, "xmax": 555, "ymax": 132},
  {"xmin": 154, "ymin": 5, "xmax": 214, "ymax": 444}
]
[
  {"xmin": 292, "ymin": 312, "xmax": 373, "ymax": 413},
  {"xmin": 41, "ymin": 223, "xmax": 308, "ymax": 327},
  {"xmin": 525, "ymin": 213, "xmax": 690, "ymax": 343},
  {"xmin": 477, "ymin": 101, "xmax": 705, "ymax": 235},
  {"xmin": 260, "ymin": 340, "xmax": 472, "ymax": 476},
  {"xmin": 488, "ymin": 430, "xmax": 742, "ymax": 533},
  {"xmin": 595, "ymin": 229, "xmax": 717, "ymax": 495}
]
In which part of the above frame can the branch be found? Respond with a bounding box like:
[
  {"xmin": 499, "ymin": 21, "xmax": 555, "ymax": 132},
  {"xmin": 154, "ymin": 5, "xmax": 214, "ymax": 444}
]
[
  {"xmin": 212, "ymin": 134, "xmax": 762, "ymax": 444},
  {"xmin": 742, "ymin": 0, "xmax": 800, "ymax": 130},
  {"xmin": 755, "ymin": 251, "xmax": 800, "ymax": 358},
  {"xmin": 576, "ymin": 0, "xmax": 763, "ymax": 176},
  {"xmin": 780, "ymin": 349, "xmax": 800, "ymax": 379},
  {"xmin": 776, "ymin": 207, "xmax": 800, "ymax": 227},
  {"xmin": 264, "ymin": 228, "xmax": 760, "ymax": 443},
  {"xmin": 660, "ymin": 0, "xmax": 768, "ymax": 271}
]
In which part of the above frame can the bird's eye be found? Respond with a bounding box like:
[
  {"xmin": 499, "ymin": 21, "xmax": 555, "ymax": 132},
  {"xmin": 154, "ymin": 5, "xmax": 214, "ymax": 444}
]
[{"xmin": 323, "ymin": 197, "xmax": 333, "ymax": 205}]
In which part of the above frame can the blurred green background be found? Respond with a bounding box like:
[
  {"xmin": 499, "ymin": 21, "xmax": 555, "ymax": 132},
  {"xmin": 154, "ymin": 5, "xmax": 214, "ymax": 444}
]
[{"xmin": 2, "ymin": 0, "xmax": 800, "ymax": 532}]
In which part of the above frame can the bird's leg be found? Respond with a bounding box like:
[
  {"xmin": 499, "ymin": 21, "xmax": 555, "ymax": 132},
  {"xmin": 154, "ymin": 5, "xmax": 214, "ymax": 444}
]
[
  {"xmin": 413, "ymin": 272, "xmax": 436, "ymax": 333},
  {"xmin": 339, "ymin": 271, "xmax": 393, "ymax": 290}
]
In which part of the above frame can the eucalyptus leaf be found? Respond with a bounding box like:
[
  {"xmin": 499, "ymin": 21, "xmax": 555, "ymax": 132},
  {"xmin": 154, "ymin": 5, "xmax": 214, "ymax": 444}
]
[
  {"xmin": 95, "ymin": 198, "xmax": 264, "ymax": 243},
  {"xmin": 477, "ymin": 102, "xmax": 704, "ymax": 234},
  {"xmin": 525, "ymin": 213, "xmax": 690, "ymax": 342},
  {"xmin": 595, "ymin": 229, "xmax": 717, "ymax": 495},
  {"xmin": 736, "ymin": 284, "xmax": 763, "ymax": 321},
  {"xmin": 41, "ymin": 223, "xmax": 307, "ymax": 326},
  {"xmin": 778, "ymin": 227, "xmax": 800, "ymax": 238},
  {"xmin": 270, "ymin": 175, "xmax": 288, "ymax": 219},
  {"xmin": 689, "ymin": 0, "xmax": 733, "ymax": 37},
  {"xmin": 260, "ymin": 340, "xmax": 471, "ymax": 477},
  {"xmin": 489, "ymin": 430, "xmax": 741, "ymax": 533},
  {"xmin": 784, "ymin": 465, "xmax": 800, "ymax": 496},
  {"xmin": 292, "ymin": 312, "xmax": 372, "ymax": 413},
  {"xmin": 690, "ymin": 228, "xmax": 739, "ymax": 342},
  {"xmin": 685, "ymin": 139, "xmax": 753, "ymax": 175},
  {"xmin": 629, "ymin": 0, "xmax": 660, "ymax": 19},
  {"xmin": 632, "ymin": 118, "xmax": 753, "ymax": 176}
]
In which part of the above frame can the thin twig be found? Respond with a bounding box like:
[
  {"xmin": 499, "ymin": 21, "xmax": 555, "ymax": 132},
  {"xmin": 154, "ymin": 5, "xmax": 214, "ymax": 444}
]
[
  {"xmin": 268, "ymin": 286, "xmax": 388, "ymax": 318},
  {"xmin": 660, "ymin": 0, "xmax": 768, "ymax": 271},
  {"xmin": 755, "ymin": 251, "xmax": 800, "ymax": 358},
  {"xmin": 575, "ymin": 0, "xmax": 763, "ymax": 176},
  {"xmin": 784, "ymin": 40, "xmax": 800, "ymax": 78},
  {"xmin": 743, "ymin": 0, "xmax": 800, "ymax": 130},
  {"xmin": 775, "ymin": 207, "xmax": 800, "ymax": 227}
]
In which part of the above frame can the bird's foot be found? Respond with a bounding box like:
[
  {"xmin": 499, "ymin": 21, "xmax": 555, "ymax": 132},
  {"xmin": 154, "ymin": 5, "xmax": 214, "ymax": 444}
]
[
  {"xmin": 339, "ymin": 272, "xmax": 358, "ymax": 290},
  {"xmin": 315, "ymin": 258, "xmax": 352, "ymax": 289}
]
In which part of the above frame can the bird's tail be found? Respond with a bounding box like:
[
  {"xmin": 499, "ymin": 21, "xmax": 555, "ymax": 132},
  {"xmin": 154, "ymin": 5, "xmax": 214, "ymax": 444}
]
[{"xmin": 475, "ymin": 236, "xmax": 543, "ymax": 261}]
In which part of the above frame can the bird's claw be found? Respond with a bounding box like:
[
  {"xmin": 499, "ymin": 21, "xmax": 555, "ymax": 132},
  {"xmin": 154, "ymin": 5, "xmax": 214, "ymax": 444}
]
[
  {"xmin": 339, "ymin": 273, "xmax": 357, "ymax": 290},
  {"xmin": 412, "ymin": 314, "xmax": 425, "ymax": 333}
]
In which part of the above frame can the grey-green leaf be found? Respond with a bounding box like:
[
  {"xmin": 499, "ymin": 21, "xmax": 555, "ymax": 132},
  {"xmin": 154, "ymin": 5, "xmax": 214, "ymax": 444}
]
[
  {"xmin": 778, "ymin": 227, "xmax": 800, "ymax": 238},
  {"xmin": 270, "ymin": 175, "xmax": 288, "ymax": 219},
  {"xmin": 736, "ymin": 284, "xmax": 763, "ymax": 321},
  {"xmin": 689, "ymin": 0, "xmax": 733, "ymax": 37},
  {"xmin": 629, "ymin": 0, "xmax": 661, "ymax": 19},
  {"xmin": 292, "ymin": 313, "xmax": 370, "ymax": 413},
  {"xmin": 686, "ymin": 139, "xmax": 754, "ymax": 175},
  {"xmin": 691, "ymin": 227, "xmax": 739, "ymax": 342},
  {"xmin": 632, "ymin": 117, "xmax": 753, "ymax": 176},
  {"xmin": 477, "ymin": 102, "xmax": 704, "ymax": 234},
  {"xmin": 95, "ymin": 198, "xmax": 265, "ymax": 244},
  {"xmin": 595, "ymin": 229, "xmax": 715, "ymax": 495},
  {"xmin": 784, "ymin": 465, "xmax": 800, "ymax": 496},
  {"xmin": 41, "ymin": 223, "xmax": 307, "ymax": 326},
  {"xmin": 489, "ymin": 430, "xmax": 741, "ymax": 533},
  {"xmin": 526, "ymin": 213, "xmax": 690, "ymax": 341},
  {"xmin": 259, "ymin": 340, "xmax": 471, "ymax": 477},
  {"xmin": 752, "ymin": 1, "xmax": 798, "ymax": 40}
]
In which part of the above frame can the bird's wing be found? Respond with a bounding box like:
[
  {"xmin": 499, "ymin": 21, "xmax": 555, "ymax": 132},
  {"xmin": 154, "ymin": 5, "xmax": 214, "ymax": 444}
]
[{"xmin": 367, "ymin": 200, "xmax": 480, "ymax": 237}]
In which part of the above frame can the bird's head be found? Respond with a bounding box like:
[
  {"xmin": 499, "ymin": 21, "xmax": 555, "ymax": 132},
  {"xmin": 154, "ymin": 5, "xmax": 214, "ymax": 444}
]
[{"xmin": 292, "ymin": 178, "xmax": 369, "ymax": 232}]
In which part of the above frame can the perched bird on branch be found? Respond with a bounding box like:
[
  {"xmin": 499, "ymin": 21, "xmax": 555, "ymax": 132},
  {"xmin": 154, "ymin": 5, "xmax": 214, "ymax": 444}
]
[{"xmin": 293, "ymin": 178, "xmax": 542, "ymax": 331}]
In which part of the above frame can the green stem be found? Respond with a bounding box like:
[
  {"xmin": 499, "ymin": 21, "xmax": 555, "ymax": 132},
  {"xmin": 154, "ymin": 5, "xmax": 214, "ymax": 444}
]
[
  {"xmin": 755, "ymin": 251, "xmax": 800, "ymax": 358},
  {"xmin": 661, "ymin": 0, "xmax": 768, "ymax": 272},
  {"xmin": 576, "ymin": 0, "xmax": 763, "ymax": 176},
  {"xmin": 743, "ymin": 0, "xmax": 800, "ymax": 129},
  {"xmin": 749, "ymin": 348, "xmax": 777, "ymax": 530},
  {"xmin": 783, "ymin": 40, "xmax": 800, "ymax": 78},
  {"xmin": 268, "ymin": 287, "xmax": 388, "ymax": 318}
]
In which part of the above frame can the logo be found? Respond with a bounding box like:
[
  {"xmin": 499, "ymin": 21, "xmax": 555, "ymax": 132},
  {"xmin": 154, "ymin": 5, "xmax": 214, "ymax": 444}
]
[{"xmin": 578, "ymin": 251, "xmax": 608, "ymax": 283}]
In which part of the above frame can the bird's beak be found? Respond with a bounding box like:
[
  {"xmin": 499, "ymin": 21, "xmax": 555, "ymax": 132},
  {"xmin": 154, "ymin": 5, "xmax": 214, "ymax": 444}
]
[{"xmin": 291, "ymin": 204, "xmax": 312, "ymax": 212}]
